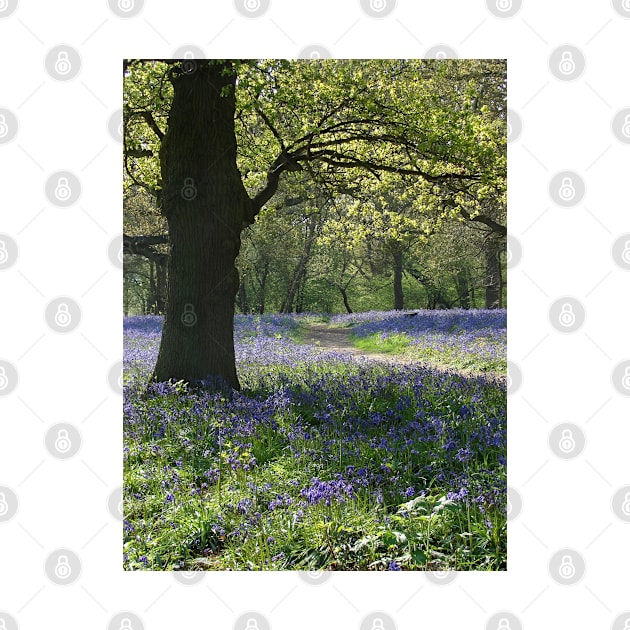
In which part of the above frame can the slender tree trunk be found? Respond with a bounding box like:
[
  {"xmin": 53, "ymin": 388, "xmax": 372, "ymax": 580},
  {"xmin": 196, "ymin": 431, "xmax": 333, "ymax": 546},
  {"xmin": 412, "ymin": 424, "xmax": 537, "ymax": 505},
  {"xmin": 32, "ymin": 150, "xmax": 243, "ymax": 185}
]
[
  {"xmin": 392, "ymin": 250, "xmax": 404, "ymax": 310},
  {"xmin": 237, "ymin": 273, "xmax": 249, "ymax": 314},
  {"xmin": 257, "ymin": 261, "xmax": 269, "ymax": 314},
  {"xmin": 148, "ymin": 259, "xmax": 156, "ymax": 314},
  {"xmin": 340, "ymin": 286, "xmax": 353, "ymax": 313},
  {"xmin": 155, "ymin": 254, "xmax": 168, "ymax": 315},
  {"xmin": 152, "ymin": 61, "xmax": 250, "ymax": 390},
  {"xmin": 454, "ymin": 269, "xmax": 470, "ymax": 309},
  {"xmin": 295, "ymin": 270, "xmax": 307, "ymax": 313},
  {"xmin": 281, "ymin": 214, "xmax": 317, "ymax": 313},
  {"xmin": 484, "ymin": 236, "xmax": 502, "ymax": 309}
]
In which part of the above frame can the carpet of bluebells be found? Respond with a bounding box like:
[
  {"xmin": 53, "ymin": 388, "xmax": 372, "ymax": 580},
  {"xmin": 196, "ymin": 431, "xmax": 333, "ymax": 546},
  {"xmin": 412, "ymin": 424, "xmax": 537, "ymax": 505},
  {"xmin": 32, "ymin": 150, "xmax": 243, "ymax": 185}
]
[{"xmin": 123, "ymin": 311, "xmax": 507, "ymax": 571}]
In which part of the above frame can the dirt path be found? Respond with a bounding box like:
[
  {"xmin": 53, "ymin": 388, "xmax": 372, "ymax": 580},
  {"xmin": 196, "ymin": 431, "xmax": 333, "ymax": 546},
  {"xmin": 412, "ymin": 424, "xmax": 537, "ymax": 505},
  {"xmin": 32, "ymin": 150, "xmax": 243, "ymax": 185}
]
[
  {"xmin": 300, "ymin": 323, "xmax": 414, "ymax": 364},
  {"xmin": 299, "ymin": 325, "xmax": 503, "ymax": 382}
]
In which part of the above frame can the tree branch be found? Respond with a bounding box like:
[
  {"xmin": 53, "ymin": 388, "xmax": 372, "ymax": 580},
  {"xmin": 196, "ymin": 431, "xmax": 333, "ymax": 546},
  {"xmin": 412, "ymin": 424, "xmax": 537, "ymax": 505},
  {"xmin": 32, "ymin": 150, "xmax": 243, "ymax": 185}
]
[
  {"xmin": 123, "ymin": 233, "xmax": 169, "ymax": 258},
  {"xmin": 458, "ymin": 208, "xmax": 506, "ymax": 236}
]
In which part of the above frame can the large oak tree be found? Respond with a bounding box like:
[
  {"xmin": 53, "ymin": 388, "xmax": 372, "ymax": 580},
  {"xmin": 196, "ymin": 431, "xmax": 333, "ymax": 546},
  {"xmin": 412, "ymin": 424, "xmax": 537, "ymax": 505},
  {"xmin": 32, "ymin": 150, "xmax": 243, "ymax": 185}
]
[{"xmin": 124, "ymin": 59, "xmax": 506, "ymax": 389}]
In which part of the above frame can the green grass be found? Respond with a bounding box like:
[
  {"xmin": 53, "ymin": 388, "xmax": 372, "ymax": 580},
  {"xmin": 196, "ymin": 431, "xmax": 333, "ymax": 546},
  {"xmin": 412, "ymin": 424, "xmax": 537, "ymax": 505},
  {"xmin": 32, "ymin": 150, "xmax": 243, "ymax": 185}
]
[
  {"xmin": 350, "ymin": 332, "xmax": 505, "ymax": 374},
  {"xmin": 351, "ymin": 332, "xmax": 411, "ymax": 354},
  {"xmin": 124, "ymin": 357, "xmax": 506, "ymax": 571}
]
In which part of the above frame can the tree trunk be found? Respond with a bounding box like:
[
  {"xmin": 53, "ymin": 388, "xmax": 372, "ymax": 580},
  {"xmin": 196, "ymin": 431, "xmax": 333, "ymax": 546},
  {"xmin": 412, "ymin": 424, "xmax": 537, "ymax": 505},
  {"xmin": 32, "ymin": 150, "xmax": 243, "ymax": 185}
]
[
  {"xmin": 148, "ymin": 258, "xmax": 156, "ymax": 313},
  {"xmin": 454, "ymin": 269, "xmax": 470, "ymax": 309},
  {"xmin": 155, "ymin": 254, "xmax": 168, "ymax": 315},
  {"xmin": 484, "ymin": 236, "xmax": 502, "ymax": 309},
  {"xmin": 236, "ymin": 273, "xmax": 249, "ymax": 314},
  {"xmin": 340, "ymin": 286, "xmax": 353, "ymax": 314},
  {"xmin": 392, "ymin": 250, "xmax": 404, "ymax": 310},
  {"xmin": 295, "ymin": 269, "xmax": 307, "ymax": 313},
  {"xmin": 257, "ymin": 263, "xmax": 268, "ymax": 314},
  {"xmin": 281, "ymin": 214, "xmax": 317, "ymax": 313},
  {"xmin": 152, "ymin": 61, "xmax": 250, "ymax": 390}
]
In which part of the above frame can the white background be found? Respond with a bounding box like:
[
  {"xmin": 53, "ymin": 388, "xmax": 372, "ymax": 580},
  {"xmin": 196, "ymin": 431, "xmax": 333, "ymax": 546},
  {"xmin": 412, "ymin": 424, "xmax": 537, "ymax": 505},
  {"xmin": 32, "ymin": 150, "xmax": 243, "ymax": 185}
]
[{"xmin": 0, "ymin": 1, "xmax": 629, "ymax": 628}]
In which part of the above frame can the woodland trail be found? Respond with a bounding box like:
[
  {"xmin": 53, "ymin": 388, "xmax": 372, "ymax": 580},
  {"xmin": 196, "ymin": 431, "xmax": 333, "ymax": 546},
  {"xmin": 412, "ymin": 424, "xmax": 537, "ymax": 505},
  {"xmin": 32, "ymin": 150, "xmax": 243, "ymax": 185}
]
[
  {"xmin": 300, "ymin": 324, "xmax": 416, "ymax": 364},
  {"xmin": 300, "ymin": 324, "xmax": 503, "ymax": 382}
]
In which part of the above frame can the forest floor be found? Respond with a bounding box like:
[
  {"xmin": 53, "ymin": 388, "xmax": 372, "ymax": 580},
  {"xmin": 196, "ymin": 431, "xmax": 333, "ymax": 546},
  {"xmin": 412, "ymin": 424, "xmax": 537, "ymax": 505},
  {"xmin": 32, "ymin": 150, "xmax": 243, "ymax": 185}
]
[
  {"xmin": 300, "ymin": 323, "xmax": 416, "ymax": 364},
  {"xmin": 123, "ymin": 313, "xmax": 506, "ymax": 571}
]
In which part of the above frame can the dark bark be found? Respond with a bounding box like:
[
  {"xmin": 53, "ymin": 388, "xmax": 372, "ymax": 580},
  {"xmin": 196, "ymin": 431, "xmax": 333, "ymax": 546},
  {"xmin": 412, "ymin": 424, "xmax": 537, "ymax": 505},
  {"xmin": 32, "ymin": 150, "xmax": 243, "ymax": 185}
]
[
  {"xmin": 340, "ymin": 287, "xmax": 353, "ymax": 314},
  {"xmin": 257, "ymin": 262, "xmax": 269, "ymax": 314},
  {"xmin": 484, "ymin": 236, "xmax": 503, "ymax": 309},
  {"xmin": 148, "ymin": 258, "xmax": 156, "ymax": 313},
  {"xmin": 295, "ymin": 269, "xmax": 308, "ymax": 313},
  {"xmin": 151, "ymin": 61, "xmax": 251, "ymax": 390},
  {"xmin": 392, "ymin": 250, "xmax": 404, "ymax": 311},
  {"xmin": 236, "ymin": 273, "xmax": 249, "ymax": 314},
  {"xmin": 454, "ymin": 269, "xmax": 470, "ymax": 309},
  {"xmin": 281, "ymin": 214, "xmax": 317, "ymax": 313},
  {"xmin": 155, "ymin": 254, "xmax": 168, "ymax": 314}
]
